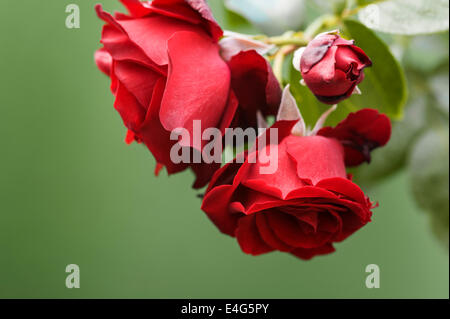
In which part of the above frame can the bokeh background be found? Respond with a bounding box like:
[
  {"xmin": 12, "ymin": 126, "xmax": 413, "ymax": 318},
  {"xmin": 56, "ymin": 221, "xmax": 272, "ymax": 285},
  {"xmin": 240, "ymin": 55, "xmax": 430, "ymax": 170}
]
[{"xmin": 0, "ymin": 0, "xmax": 448, "ymax": 298}]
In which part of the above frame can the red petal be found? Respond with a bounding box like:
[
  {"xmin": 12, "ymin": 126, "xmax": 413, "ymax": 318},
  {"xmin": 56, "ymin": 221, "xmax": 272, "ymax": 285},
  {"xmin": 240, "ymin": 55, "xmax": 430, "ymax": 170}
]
[
  {"xmin": 119, "ymin": 0, "xmax": 222, "ymax": 41},
  {"xmin": 236, "ymin": 214, "xmax": 274, "ymax": 256},
  {"xmin": 150, "ymin": 0, "xmax": 204, "ymax": 25},
  {"xmin": 113, "ymin": 81, "xmax": 146, "ymax": 132},
  {"xmin": 316, "ymin": 177, "xmax": 367, "ymax": 205},
  {"xmin": 190, "ymin": 162, "xmax": 221, "ymax": 189},
  {"xmin": 98, "ymin": 12, "xmax": 166, "ymax": 74},
  {"xmin": 255, "ymin": 213, "xmax": 292, "ymax": 252},
  {"xmin": 335, "ymin": 46, "xmax": 369, "ymax": 73},
  {"xmin": 201, "ymin": 184, "xmax": 241, "ymax": 236},
  {"xmin": 242, "ymin": 140, "xmax": 306, "ymax": 199},
  {"xmin": 94, "ymin": 48, "xmax": 112, "ymax": 76},
  {"xmin": 285, "ymin": 186, "xmax": 340, "ymax": 201},
  {"xmin": 317, "ymin": 109, "xmax": 392, "ymax": 166},
  {"xmin": 218, "ymin": 90, "xmax": 239, "ymax": 135},
  {"xmin": 349, "ymin": 45, "xmax": 372, "ymax": 69},
  {"xmin": 125, "ymin": 129, "xmax": 136, "ymax": 144},
  {"xmin": 116, "ymin": 16, "xmax": 205, "ymax": 66},
  {"xmin": 114, "ymin": 60, "xmax": 161, "ymax": 109},
  {"xmin": 228, "ymin": 50, "xmax": 281, "ymax": 128},
  {"xmin": 154, "ymin": 163, "xmax": 165, "ymax": 176},
  {"xmin": 119, "ymin": 0, "xmax": 153, "ymax": 17},
  {"xmin": 300, "ymin": 34, "xmax": 337, "ymax": 74},
  {"xmin": 139, "ymin": 79, "xmax": 186, "ymax": 175},
  {"xmin": 153, "ymin": 0, "xmax": 223, "ymax": 41},
  {"xmin": 160, "ymin": 31, "xmax": 230, "ymax": 138},
  {"xmin": 304, "ymin": 63, "xmax": 353, "ymax": 97},
  {"xmin": 266, "ymin": 212, "xmax": 333, "ymax": 249},
  {"xmin": 333, "ymin": 199, "xmax": 372, "ymax": 241},
  {"xmin": 285, "ymin": 135, "xmax": 347, "ymax": 185}
]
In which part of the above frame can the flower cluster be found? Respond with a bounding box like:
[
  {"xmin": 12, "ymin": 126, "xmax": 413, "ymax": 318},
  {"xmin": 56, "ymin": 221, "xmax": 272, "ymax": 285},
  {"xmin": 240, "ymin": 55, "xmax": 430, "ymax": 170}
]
[{"xmin": 95, "ymin": 0, "xmax": 391, "ymax": 260}]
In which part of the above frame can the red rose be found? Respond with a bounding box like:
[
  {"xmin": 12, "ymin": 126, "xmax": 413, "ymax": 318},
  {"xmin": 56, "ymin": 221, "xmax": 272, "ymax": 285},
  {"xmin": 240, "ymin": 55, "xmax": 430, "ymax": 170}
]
[
  {"xmin": 297, "ymin": 32, "xmax": 372, "ymax": 105},
  {"xmin": 201, "ymin": 104, "xmax": 391, "ymax": 260},
  {"xmin": 95, "ymin": 0, "xmax": 280, "ymax": 188}
]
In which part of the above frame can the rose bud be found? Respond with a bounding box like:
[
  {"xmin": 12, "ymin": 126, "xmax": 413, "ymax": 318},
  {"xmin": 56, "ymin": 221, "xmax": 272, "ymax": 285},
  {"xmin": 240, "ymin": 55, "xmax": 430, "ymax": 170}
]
[
  {"xmin": 201, "ymin": 87, "xmax": 391, "ymax": 260},
  {"xmin": 294, "ymin": 31, "xmax": 372, "ymax": 105},
  {"xmin": 94, "ymin": 0, "xmax": 280, "ymax": 188}
]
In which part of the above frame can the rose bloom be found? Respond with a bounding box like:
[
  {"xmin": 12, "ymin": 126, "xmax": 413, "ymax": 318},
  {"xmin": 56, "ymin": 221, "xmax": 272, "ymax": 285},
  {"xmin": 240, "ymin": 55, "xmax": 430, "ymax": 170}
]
[
  {"xmin": 297, "ymin": 32, "xmax": 372, "ymax": 105},
  {"xmin": 95, "ymin": 0, "xmax": 280, "ymax": 188},
  {"xmin": 201, "ymin": 109, "xmax": 391, "ymax": 260}
]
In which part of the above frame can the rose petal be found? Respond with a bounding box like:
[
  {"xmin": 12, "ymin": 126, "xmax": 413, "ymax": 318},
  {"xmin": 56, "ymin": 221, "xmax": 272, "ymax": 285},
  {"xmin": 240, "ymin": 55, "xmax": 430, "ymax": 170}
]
[
  {"xmin": 95, "ymin": 48, "xmax": 112, "ymax": 76},
  {"xmin": 243, "ymin": 140, "xmax": 306, "ymax": 199},
  {"xmin": 303, "ymin": 63, "xmax": 353, "ymax": 97},
  {"xmin": 300, "ymin": 34, "xmax": 336, "ymax": 74},
  {"xmin": 202, "ymin": 184, "xmax": 241, "ymax": 236},
  {"xmin": 236, "ymin": 214, "xmax": 274, "ymax": 255},
  {"xmin": 99, "ymin": 21, "xmax": 166, "ymax": 75},
  {"xmin": 285, "ymin": 135, "xmax": 347, "ymax": 185},
  {"xmin": 317, "ymin": 109, "xmax": 392, "ymax": 166},
  {"xmin": 266, "ymin": 212, "xmax": 333, "ymax": 249},
  {"xmin": 153, "ymin": 0, "xmax": 223, "ymax": 41},
  {"xmin": 114, "ymin": 60, "xmax": 161, "ymax": 109},
  {"xmin": 113, "ymin": 81, "xmax": 146, "ymax": 131},
  {"xmin": 160, "ymin": 31, "xmax": 230, "ymax": 139},
  {"xmin": 228, "ymin": 50, "xmax": 281, "ymax": 129},
  {"xmin": 116, "ymin": 16, "xmax": 206, "ymax": 66},
  {"xmin": 316, "ymin": 177, "xmax": 367, "ymax": 205},
  {"xmin": 255, "ymin": 213, "xmax": 292, "ymax": 252},
  {"xmin": 139, "ymin": 79, "xmax": 184, "ymax": 172},
  {"xmin": 119, "ymin": 0, "xmax": 153, "ymax": 17}
]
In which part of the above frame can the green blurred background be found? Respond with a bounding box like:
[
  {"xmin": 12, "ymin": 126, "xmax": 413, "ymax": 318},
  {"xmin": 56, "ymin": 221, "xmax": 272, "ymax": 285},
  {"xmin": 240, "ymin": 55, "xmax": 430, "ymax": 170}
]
[{"xmin": 0, "ymin": 0, "xmax": 448, "ymax": 298}]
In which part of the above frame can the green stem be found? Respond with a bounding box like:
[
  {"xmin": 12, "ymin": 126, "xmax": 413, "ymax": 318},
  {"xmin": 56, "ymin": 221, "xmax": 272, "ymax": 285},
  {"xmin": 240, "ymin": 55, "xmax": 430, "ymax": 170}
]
[
  {"xmin": 251, "ymin": 13, "xmax": 344, "ymax": 85},
  {"xmin": 266, "ymin": 35, "xmax": 308, "ymax": 47}
]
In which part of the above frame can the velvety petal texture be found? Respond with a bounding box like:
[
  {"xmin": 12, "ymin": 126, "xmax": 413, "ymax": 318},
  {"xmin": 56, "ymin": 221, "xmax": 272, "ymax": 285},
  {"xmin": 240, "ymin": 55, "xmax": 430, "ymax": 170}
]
[
  {"xmin": 228, "ymin": 50, "xmax": 282, "ymax": 129},
  {"xmin": 299, "ymin": 33, "xmax": 372, "ymax": 105},
  {"xmin": 318, "ymin": 109, "xmax": 392, "ymax": 166},
  {"xmin": 94, "ymin": 0, "xmax": 277, "ymax": 188},
  {"xmin": 202, "ymin": 111, "xmax": 391, "ymax": 260}
]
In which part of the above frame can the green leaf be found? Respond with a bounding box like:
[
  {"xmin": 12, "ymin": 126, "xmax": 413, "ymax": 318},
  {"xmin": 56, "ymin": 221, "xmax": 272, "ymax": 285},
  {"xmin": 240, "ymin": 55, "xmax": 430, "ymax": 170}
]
[
  {"xmin": 342, "ymin": 19, "xmax": 408, "ymax": 119},
  {"xmin": 356, "ymin": 0, "xmax": 377, "ymax": 6},
  {"xmin": 358, "ymin": 0, "xmax": 449, "ymax": 35}
]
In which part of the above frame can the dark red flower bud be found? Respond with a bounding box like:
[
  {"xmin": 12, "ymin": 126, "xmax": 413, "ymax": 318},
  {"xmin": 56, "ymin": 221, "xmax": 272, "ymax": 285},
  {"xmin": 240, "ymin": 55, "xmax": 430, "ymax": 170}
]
[{"xmin": 297, "ymin": 32, "xmax": 372, "ymax": 105}]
